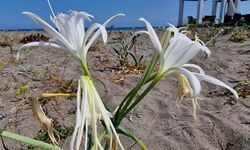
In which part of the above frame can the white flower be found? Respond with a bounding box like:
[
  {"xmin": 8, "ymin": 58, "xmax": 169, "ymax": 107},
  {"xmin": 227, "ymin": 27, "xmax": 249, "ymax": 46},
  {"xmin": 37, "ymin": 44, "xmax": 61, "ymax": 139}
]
[
  {"xmin": 175, "ymin": 64, "xmax": 238, "ymax": 118},
  {"xmin": 138, "ymin": 18, "xmax": 238, "ymax": 117},
  {"xmin": 138, "ymin": 18, "xmax": 211, "ymax": 73},
  {"xmin": 70, "ymin": 76, "xmax": 124, "ymax": 150},
  {"xmin": 18, "ymin": 9, "xmax": 124, "ymax": 66}
]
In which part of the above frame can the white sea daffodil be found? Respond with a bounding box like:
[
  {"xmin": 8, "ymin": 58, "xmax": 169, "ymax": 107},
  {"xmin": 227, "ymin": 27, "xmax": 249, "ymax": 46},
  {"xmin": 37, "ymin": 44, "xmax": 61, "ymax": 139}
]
[
  {"xmin": 139, "ymin": 18, "xmax": 238, "ymax": 118},
  {"xmin": 18, "ymin": 9, "xmax": 124, "ymax": 68},
  {"xmin": 70, "ymin": 76, "xmax": 124, "ymax": 150}
]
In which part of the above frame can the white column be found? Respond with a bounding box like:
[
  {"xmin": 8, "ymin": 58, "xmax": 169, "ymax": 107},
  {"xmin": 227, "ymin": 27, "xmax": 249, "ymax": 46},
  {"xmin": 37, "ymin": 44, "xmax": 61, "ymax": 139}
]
[
  {"xmin": 212, "ymin": 0, "xmax": 218, "ymax": 16},
  {"xmin": 178, "ymin": 0, "xmax": 185, "ymax": 26},
  {"xmin": 197, "ymin": 0, "xmax": 205, "ymax": 24},
  {"xmin": 227, "ymin": 0, "xmax": 237, "ymax": 15},
  {"xmin": 220, "ymin": 0, "xmax": 227, "ymax": 23},
  {"xmin": 235, "ymin": 0, "xmax": 241, "ymax": 12}
]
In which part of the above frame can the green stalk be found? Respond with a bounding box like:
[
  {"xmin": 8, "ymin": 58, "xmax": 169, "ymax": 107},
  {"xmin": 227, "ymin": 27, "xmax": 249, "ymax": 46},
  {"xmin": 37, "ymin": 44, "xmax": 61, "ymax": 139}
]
[
  {"xmin": 114, "ymin": 52, "xmax": 159, "ymax": 125},
  {"xmin": 120, "ymin": 73, "xmax": 163, "ymax": 120},
  {"xmin": 79, "ymin": 59, "xmax": 92, "ymax": 80},
  {"xmin": 115, "ymin": 29, "xmax": 172, "ymax": 125},
  {"xmin": 116, "ymin": 127, "xmax": 147, "ymax": 150},
  {"xmin": 0, "ymin": 130, "xmax": 62, "ymax": 150},
  {"xmin": 41, "ymin": 93, "xmax": 76, "ymax": 97}
]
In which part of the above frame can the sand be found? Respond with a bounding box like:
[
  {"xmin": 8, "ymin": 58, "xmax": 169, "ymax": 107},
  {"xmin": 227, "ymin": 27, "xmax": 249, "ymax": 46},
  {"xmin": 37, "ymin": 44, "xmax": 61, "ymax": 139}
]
[{"xmin": 0, "ymin": 29, "xmax": 249, "ymax": 150}]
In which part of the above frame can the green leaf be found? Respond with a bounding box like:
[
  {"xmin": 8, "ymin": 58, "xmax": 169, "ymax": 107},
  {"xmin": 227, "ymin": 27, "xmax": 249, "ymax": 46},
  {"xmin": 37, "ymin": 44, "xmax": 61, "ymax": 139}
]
[
  {"xmin": 0, "ymin": 130, "xmax": 62, "ymax": 150},
  {"xmin": 116, "ymin": 127, "xmax": 147, "ymax": 150}
]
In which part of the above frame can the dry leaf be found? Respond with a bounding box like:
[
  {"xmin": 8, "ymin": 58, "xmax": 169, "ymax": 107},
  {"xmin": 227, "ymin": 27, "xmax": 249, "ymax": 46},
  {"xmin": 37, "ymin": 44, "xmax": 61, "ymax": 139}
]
[{"xmin": 31, "ymin": 98, "xmax": 59, "ymax": 145}]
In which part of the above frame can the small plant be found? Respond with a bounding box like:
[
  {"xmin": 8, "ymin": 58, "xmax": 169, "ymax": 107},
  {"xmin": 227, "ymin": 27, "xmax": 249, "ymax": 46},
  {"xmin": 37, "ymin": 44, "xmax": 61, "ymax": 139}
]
[
  {"xmin": 204, "ymin": 24, "xmax": 223, "ymax": 45},
  {"xmin": 234, "ymin": 80, "xmax": 250, "ymax": 98},
  {"xmin": 31, "ymin": 125, "xmax": 74, "ymax": 146},
  {"xmin": 15, "ymin": 85, "xmax": 30, "ymax": 95},
  {"xmin": 0, "ymin": 35, "xmax": 14, "ymax": 54},
  {"xmin": 20, "ymin": 33, "xmax": 50, "ymax": 44},
  {"xmin": 186, "ymin": 24, "xmax": 222, "ymax": 45},
  {"xmin": 221, "ymin": 26, "xmax": 233, "ymax": 35},
  {"xmin": 229, "ymin": 25, "xmax": 248, "ymax": 42},
  {"xmin": 110, "ymin": 31, "xmax": 145, "ymax": 71}
]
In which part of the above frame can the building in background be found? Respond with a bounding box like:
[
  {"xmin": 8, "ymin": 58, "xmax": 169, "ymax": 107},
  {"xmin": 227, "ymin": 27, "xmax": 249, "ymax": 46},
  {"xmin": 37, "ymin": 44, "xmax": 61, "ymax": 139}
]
[{"xmin": 178, "ymin": 0, "xmax": 250, "ymax": 26}]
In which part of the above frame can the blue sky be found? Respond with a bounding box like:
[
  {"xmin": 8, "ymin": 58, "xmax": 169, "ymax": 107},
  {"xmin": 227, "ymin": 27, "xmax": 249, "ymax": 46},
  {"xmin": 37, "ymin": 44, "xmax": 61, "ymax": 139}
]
[{"xmin": 0, "ymin": 0, "xmax": 250, "ymax": 29}]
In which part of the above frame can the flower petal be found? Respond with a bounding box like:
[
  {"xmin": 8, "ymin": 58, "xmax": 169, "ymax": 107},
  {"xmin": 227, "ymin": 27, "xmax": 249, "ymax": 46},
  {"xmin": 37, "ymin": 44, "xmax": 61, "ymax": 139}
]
[
  {"xmin": 163, "ymin": 36, "xmax": 201, "ymax": 69},
  {"xmin": 103, "ymin": 13, "xmax": 125, "ymax": 26},
  {"xmin": 17, "ymin": 41, "xmax": 67, "ymax": 60},
  {"xmin": 195, "ymin": 37, "xmax": 211, "ymax": 56},
  {"xmin": 76, "ymin": 82, "xmax": 89, "ymax": 150},
  {"xmin": 52, "ymin": 11, "xmax": 93, "ymax": 50},
  {"xmin": 173, "ymin": 67, "xmax": 201, "ymax": 97},
  {"xmin": 183, "ymin": 64, "xmax": 205, "ymax": 75},
  {"xmin": 193, "ymin": 73, "xmax": 239, "ymax": 99},
  {"xmin": 70, "ymin": 81, "xmax": 81, "ymax": 150},
  {"xmin": 85, "ymin": 23, "xmax": 107, "ymax": 50},
  {"xmin": 139, "ymin": 18, "xmax": 162, "ymax": 52},
  {"xmin": 22, "ymin": 12, "xmax": 74, "ymax": 50},
  {"xmin": 81, "ymin": 23, "xmax": 107, "ymax": 63},
  {"xmin": 84, "ymin": 13, "xmax": 125, "ymax": 50}
]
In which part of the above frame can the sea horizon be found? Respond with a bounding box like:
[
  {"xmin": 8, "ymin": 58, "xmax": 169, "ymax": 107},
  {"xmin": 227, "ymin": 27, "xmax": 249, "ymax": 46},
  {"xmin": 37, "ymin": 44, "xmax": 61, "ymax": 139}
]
[{"xmin": 0, "ymin": 26, "xmax": 171, "ymax": 32}]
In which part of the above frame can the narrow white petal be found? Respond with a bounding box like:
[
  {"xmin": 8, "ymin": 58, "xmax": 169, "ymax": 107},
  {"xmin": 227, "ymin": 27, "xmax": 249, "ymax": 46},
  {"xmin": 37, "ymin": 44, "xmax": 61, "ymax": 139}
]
[
  {"xmin": 103, "ymin": 13, "xmax": 125, "ymax": 26},
  {"xmin": 70, "ymin": 81, "xmax": 82, "ymax": 150},
  {"xmin": 76, "ymin": 85, "xmax": 89, "ymax": 150},
  {"xmin": 139, "ymin": 18, "xmax": 162, "ymax": 52},
  {"xmin": 109, "ymin": 120, "xmax": 125, "ymax": 150},
  {"xmin": 174, "ymin": 67, "xmax": 201, "ymax": 97},
  {"xmin": 84, "ymin": 13, "xmax": 125, "ymax": 50},
  {"xmin": 22, "ymin": 12, "xmax": 74, "ymax": 50},
  {"xmin": 195, "ymin": 38, "xmax": 211, "ymax": 56},
  {"xmin": 183, "ymin": 64, "xmax": 205, "ymax": 75},
  {"xmin": 86, "ymin": 23, "xmax": 107, "ymax": 48},
  {"xmin": 84, "ymin": 13, "xmax": 125, "ymax": 47},
  {"xmin": 167, "ymin": 23, "xmax": 180, "ymax": 34},
  {"xmin": 193, "ymin": 73, "xmax": 239, "ymax": 99},
  {"xmin": 20, "ymin": 41, "xmax": 65, "ymax": 49},
  {"xmin": 17, "ymin": 41, "xmax": 66, "ymax": 60},
  {"xmin": 76, "ymin": 13, "xmax": 124, "ymax": 63},
  {"xmin": 82, "ymin": 23, "xmax": 107, "ymax": 61},
  {"xmin": 202, "ymin": 46, "xmax": 211, "ymax": 57}
]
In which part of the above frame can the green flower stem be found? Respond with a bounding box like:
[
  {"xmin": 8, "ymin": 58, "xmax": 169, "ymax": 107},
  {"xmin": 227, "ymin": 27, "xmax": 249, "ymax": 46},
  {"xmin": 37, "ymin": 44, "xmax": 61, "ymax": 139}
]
[
  {"xmin": 114, "ymin": 52, "xmax": 159, "ymax": 126},
  {"xmin": 115, "ymin": 30, "xmax": 172, "ymax": 125},
  {"xmin": 116, "ymin": 127, "xmax": 147, "ymax": 150},
  {"xmin": 145, "ymin": 73, "xmax": 157, "ymax": 84},
  {"xmin": 0, "ymin": 130, "xmax": 62, "ymax": 150},
  {"xmin": 41, "ymin": 93, "xmax": 76, "ymax": 97},
  {"xmin": 120, "ymin": 73, "xmax": 164, "ymax": 121},
  {"xmin": 79, "ymin": 59, "xmax": 92, "ymax": 80}
]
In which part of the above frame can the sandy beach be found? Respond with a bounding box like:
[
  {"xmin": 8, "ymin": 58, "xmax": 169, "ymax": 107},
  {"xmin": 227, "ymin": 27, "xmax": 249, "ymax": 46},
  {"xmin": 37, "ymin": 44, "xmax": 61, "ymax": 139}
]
[{"xmin": 0, "ymin": 28, "xmax": 249, "ymax": 149}]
